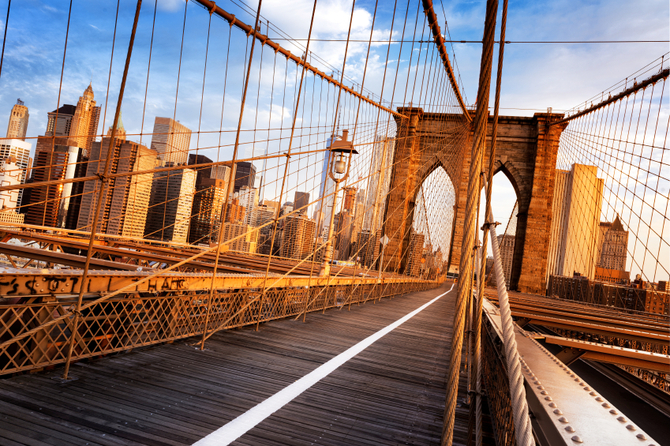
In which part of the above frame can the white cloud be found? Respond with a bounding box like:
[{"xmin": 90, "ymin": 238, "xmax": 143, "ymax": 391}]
[{"xmin": 157, "ymin": 0, "xmax": 185, "ymax": 13}]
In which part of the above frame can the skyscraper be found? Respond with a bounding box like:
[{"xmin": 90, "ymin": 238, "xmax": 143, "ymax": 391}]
[
  {"xmin": 6, "ymin": 99, "xmax": 29, "ymax": 140},
  {"xmin": 334, "ymin": 209, "xmax": 354, "ymax": 260},
  {"xmin": 222, "ymin": 222, "xmax": 258, "ymax": 253},
  {"xmin": 188, "ymin": 177, "xmax": 227, "ymax": 245},
  {"xmin": 78, "ymin": 137, "xmax": 158, "ymax": 237},
  {"xmin": 145, "ymin": 169, "xmax": 197, "ymax": 244},
  {"xmin": 316, "ymin": 137, "xmax": 336, "ymax": 236},
  {"xmin": 233, "ymin": 161, "xmax": 256, "ymax": 193},
  {"xmin": 236, "ymin": 186, "xmax": 259, "ymax": 226},
  {"xmin": 150, "ymin": 117, "xmax": 192, "ymax": 165},
  {"xmin": 225, "ymin": 197, "xmax": 246, "ymax": 223},
  {"xmin": 406, "ymin": 230, "xmax": 425, "ymax": 277},
  {"xmin": 281, "ymin": 214, "xmax": 317, "ymax": 260},
  {"xmin": 547, "ymin": 164, "xmax": 604, "ymax": 280},
  {"xmin": 24, "ymin": 144, "xmax": 72, "ymax": 227},
  {"xmin": 496, "ymin": 234, "xmax": 515, "ymax": 287},
  {"xmin": 187, "ymin": 154, "xmax": 229, "ymax": 245},
  {"xmin": 211, "ymin": 164, "xmax": 232, "ymax": 183},
  {"xmin": 350, "ymin": 189, "xmax": 366, "ymax": 251},
  {"xmin": 0, "ymin": 157, "xmax": 25, "ymax": 226},
  {"xmin": 594, "ymin": 215, "xmax": 629, "ymax": 283},
  {"xmin": 68, "ymin": 84, "xmax": 101, "ymax": 153},
  {"xmin": 0, "ymin": 156, "xmax": 21, "ymax": 209},
  {"xmin": 0, "ymin": 138, "xmax": 31, "ymax": 206},
  {"xmin": 294, "ymin": 191, "xmax": 310, "ymax": 215},
  {"xmin": 46, "ymin": 104, "xmax": 76, "ymax": 137},
  {"xmin": 353, "ymin": 229, "xmax": 379, "ymax": 268},
  {"xmin": 364, "ymin": 136, "xmax": 395, "ymax": 231},
  {"xmin": 342, "ymin": 187, "xmax": 356, "ymax": 212}
]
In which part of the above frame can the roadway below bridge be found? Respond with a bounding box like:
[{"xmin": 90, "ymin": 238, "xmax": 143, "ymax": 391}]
[{"xmin": 0, "ymin": 282, "xmax": 491, "ymax": 446}]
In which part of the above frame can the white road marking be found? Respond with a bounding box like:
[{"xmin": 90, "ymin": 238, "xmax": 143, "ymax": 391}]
[{"xmin": 193, "ymin": 283, "xmax": 454, "ymax": 446}]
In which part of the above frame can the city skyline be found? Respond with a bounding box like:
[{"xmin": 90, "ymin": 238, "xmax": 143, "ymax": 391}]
[{"xmin": 0, "ymin": 1, "xmax": 666, "ymax": 282}]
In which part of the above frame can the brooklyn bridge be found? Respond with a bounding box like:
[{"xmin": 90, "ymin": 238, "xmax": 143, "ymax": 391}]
[{"xmin": 0, "ymin": 0, "xmax": 667, "ymax": 445}]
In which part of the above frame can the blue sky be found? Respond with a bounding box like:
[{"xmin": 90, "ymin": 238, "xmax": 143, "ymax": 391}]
[{"xmin": 1, "ymin": 0, "xmax": 667, "ymax": 142}]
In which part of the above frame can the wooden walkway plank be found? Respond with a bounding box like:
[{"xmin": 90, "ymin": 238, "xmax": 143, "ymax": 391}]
[{"xmin": 0, "ymin": 283, "xmax": 489, "ymax": 445}]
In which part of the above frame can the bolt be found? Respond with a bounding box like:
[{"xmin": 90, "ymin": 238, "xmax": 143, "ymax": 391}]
[
  {"xmin": 609, "ymin": 409, "xmax": 618, "ymax": 415},
  {"xmin": 545, "ymin": 396, "xmax": 553, "ymax": 401},
  {"xmin": 558, "ymin": 416, "xmax": 569, "ymax": 423},
  {"xmin": 553, "ymin": 409, "xmax": 563, "ymax": 415},
  {"xmin": 548, "ymin": 402, "xmax": 557, "ymax": 408},
  {"xmin": 602, "ymin": 403, "xmax": 610, "ymax": 408},
  {"xmin": 635, "ymin": 434, "xmax": 646, "ymax": 441},
  {"xmin": 626, "ymin": 425, "xmax": 636, "ymax": 431},
  {"xmin": 571, "ymin": 435, "xmax": 583, "ymax": 443},
  {"xmin": 565, "ymin": 426, "xmax": 575, "ymax": 433},
  {"xmin": 617, "ymin": 416, "xmax": 626, "ymax": 423}
]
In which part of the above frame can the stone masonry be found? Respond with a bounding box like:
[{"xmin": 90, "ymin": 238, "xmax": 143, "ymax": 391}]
[{"xmin": 383, "ymin": 107, "xmax": 567, "ymax": 294}]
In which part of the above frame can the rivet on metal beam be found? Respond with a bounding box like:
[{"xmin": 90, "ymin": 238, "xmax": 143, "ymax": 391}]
[{"xmin": 571, "ymin": 435, "xmax": 583, "ymax": 443}]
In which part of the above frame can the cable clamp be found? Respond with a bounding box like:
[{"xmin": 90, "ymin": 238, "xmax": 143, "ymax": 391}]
[
  {"xmin": 69, "ymin": 308, "xmax": 83, "ymax": 317},
  {"xmin": 208, "ymin": 2, "xmax": 216, "ymax": 15},
  {"xmin": 95, "ymin": 173, "xmax": 106, "ymax": 182},
  {"xmin": 481, "ymin": 221, "xmax": 500, "ymax": 230}
]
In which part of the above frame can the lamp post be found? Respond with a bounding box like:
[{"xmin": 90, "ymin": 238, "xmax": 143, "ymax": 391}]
[{"xmin": 320, "ymin": 129, "xmax": 358, "ymax": 277}]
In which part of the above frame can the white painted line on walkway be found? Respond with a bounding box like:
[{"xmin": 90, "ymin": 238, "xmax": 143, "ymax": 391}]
[{"xmin": 192, "ymin": 283, "xmax": 455, "ymax": 446}]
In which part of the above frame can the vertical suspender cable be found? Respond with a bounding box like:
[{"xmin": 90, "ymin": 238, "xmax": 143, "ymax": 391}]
[
  {"xmin": 200, "ymin": 0, "xmax": 264, "ymax": 349},
  {"xmin": 0, "ymin": 0, "xmax": 11, "ymax": 79},
  {"xmin": 469, "ymin": 0, "xmax": 508, "ymax": 444},
  {"xmin": 442, "ymin": 0, "xmax": 497, "ymax": 444},
  {"xmin": 62, "ymin": 0, "xmax": 143, "ymax": 380}
]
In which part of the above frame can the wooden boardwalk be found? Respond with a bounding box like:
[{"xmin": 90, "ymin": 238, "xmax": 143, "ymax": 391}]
[{"xmin": 0, "ymin": 282, "xmax": 485, "ymax": 446}]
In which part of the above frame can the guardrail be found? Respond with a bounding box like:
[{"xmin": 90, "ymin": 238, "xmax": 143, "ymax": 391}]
[
  {"xmin": 482, "ymin": 298, "xmax": 660, "ymax": 446},
  {"xmin": 0, "ymin": 275, "xmax": 437, "ymax": 375}
]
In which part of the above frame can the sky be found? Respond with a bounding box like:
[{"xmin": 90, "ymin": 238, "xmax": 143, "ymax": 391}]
[
  {"xmin": 0, "ymin": 0, "xmax": 667, "ymax": 279},
  {"xmin": 1, "ymin": 0, "xmax": 667, "ymax": 141}
]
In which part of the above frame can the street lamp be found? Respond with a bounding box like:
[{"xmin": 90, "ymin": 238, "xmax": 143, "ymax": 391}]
[{"xmin": 320, "ymin": 129, "xmax": 358, "ymax": 277}]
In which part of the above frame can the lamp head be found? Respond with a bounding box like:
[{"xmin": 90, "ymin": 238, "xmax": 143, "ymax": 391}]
[
  {"xmin": 328, "ymin": 129, "xmax": 358, "ymax": 155},
  {"xmin": 334, "ymin": 153, "xmax": 347, "ymax": 174}
]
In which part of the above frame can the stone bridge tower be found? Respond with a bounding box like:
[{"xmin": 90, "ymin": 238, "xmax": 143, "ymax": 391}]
[{"xmin": 381, "ymin": 107, "xmax": 567, "ymax": 294}]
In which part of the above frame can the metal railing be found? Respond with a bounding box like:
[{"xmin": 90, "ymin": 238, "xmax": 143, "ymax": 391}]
[{"xmin": 0, "ymin": 279, "xmax": 437, "ymax": 375}]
